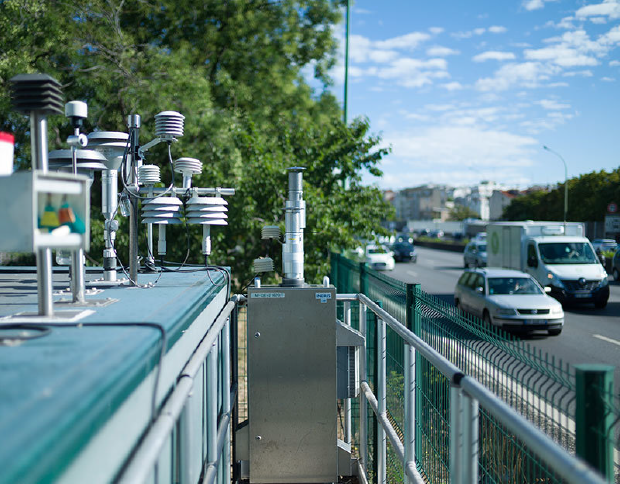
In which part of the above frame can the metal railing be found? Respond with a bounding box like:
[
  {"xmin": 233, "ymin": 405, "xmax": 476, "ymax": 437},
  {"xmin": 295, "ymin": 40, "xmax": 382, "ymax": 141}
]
[
  {"xmin": 332, "ymin": 252, "xmax": 619, "ymax": 483},
  {"xmin": 118, "ymin": 298, "xmax": 238, "ymax": 484},
  {"xmin": 338, "ymin": 292, "xmax": 606, "ymax": 484}
]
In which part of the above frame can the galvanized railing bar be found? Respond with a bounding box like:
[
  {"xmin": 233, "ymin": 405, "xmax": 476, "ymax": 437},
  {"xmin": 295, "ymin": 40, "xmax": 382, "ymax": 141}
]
[
  {"xmin": 358, "ymin": 293, "xmax": 463, "ymax": 382},
  {"xmin": 336, "ymin": 293, "xmax": 358, "ymax": 301},
  {"xmin": 118, "ymin": 377, "xmax": 194, "ymax": 484},
  {"xmin": 118, "ymin": 300, "xmax": 235, "ymax": 484},
  {"xmin": 361, "ymin": 382, "xmax": 425, "ymax": 484},
  {"xmin": 182, "ymin": 300, "xmax": 236, "ymax": 379},
  {"xmin": 202, "ymin": 411, "xmax": 232, "ymax": 484},
  {"xmin": 460, "ymin": 376, "xmax": 607, "ymax": 484}
]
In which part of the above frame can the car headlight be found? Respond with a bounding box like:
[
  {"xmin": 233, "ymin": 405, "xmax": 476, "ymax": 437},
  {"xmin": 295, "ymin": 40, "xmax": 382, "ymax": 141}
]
[
  {"xmin": 551, "ymin": 306, "xmax": 563, "ymax": 315},
  {"xmin": 495, "ymin": 307, "xmax": 517, "ymax": 316},
  {"xmin": 547, "ymin": 272, "xmax": 564, "ymax": 289},
  {"xmin": 599, "ymin": 276, "xmax": 609, "ymax": 288}
]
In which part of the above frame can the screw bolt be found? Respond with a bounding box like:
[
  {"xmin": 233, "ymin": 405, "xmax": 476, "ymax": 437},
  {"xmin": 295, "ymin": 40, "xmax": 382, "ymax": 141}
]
[
  {"xmin": 255, "ymin": 435, "xmax": 262, "ymax": 440},
  {"xmin": 254, "ymin": 332, "xmax": 261, "ymax": 338}
]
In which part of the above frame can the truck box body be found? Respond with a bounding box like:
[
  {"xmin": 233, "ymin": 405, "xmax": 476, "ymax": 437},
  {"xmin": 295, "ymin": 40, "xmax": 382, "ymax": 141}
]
[{"xmin": 487, "ymin": 221, "xmax": 609, "ymax": 308}]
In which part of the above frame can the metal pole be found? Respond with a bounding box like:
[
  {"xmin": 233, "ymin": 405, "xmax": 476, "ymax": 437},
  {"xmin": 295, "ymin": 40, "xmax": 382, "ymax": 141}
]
[
  {"xmin": 377, "ymin": 316, "xmax": 387, "ymax": 484},
  {"xmin": 36, "ymin": 248, "xmax": 54, "ymax": 316},
  {"xmin": 344, "ymin": 0, "xmax": 351, "ymax": 124},
  {"xmin": 359, "ymin": 302, "xmax": 368, "ymax": 473},
  {"xmin": 180, "ymin": 403, "xmax": 193, "ymax": 484},
  {"xmin": 70, "ymin": 248, "xmax": 85, "ymax": 303},
  {"xmin": 344, "ymin": 301, "xmax": 352, "ymax": 445},
  {"xmin": 449, "ymin": 384, "xmax": 463, "ymax": 484},
  {"xmin": 222, "ymin": 318, "xmax": 232, "ymax": 484},
  {"xmin": 30, "ymin": 114, "xmax": 48, "ymax": 172},
  {"xmin": 128, "ymin": 115, "xmax": 141, "ymax": 284},
  {"xmin": 207, "ymin": 344, "xmax": 218, "ymax": 467},
  {"xmin": 543, "ymin": 145, "xmax": 568, "ymax": 227},
  {"xmin": 461, "ymin": 393, "xmax": 479, "ymax": 484},
  {"xmin": 404, "ymin": 344, "xmax": 415, "ymax": 484}
]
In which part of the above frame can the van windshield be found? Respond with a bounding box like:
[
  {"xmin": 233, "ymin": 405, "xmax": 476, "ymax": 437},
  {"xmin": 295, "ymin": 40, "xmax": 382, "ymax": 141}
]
[{"xmin": 538, "ymin": 242, "xmax": 598, "ymax": 264}]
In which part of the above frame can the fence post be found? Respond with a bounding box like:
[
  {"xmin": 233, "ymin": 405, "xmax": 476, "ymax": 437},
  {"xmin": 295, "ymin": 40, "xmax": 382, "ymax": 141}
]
[
  {"xmin": 575, "ymin": 364, "xmax": 614, "ymax": 482},
  {"xmin": 403, "ymin": 283, "xmax": 417, "ymax": 484},
  {"xmin": 461, "ymin": 392, "xmax": 479, "ymax": 484},
  {"xmin": 377, "ymin": 314, "xmax": 387, "ymax": 484},
  {"xmin": 359, "ymin": 302, "xmax": 368, "ymax": 474},
  {"xmin": 344, "ymin": 301, "xmax": 352, "ymax": 445}
]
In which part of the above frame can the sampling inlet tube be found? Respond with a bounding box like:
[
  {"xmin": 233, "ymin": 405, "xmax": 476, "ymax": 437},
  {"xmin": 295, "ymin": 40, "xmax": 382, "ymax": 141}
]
[{"xmin": 282, "ymin": 167, "xmax": 306, "ymax": 287}]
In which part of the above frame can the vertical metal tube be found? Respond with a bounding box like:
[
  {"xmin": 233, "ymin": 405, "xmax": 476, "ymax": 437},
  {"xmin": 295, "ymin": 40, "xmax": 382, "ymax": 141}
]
[
  {"xmin": 377, "ymin": 317, "xmax": 386, "ymax": 484},
  {"xmin": 71, "ymin": 248, "xmax": 85, "ymax": 303},
  {"xmin": 462, "ymin": 393, "xmax": 479, "ymax": 484},
  {"xmin": 222, "ymin": 318, "xmax": 231, "ymax": 484},
  {"xmin": 231, "ymin": 304, "xmax": 239, "ymax": 483},
  {"xmin": 127, "ymin": 115, "xmax": 140, "ymax": 284},
  {"xmin": 30, "ymin": 114, "xmax": 48, "ymax": 172},
  {"xmin": 449, "ymin": 384, "xmax": 463, "ymax": 484},
  {"xmin": 102, "ymin": 170, "xmax": 118, "ymax": 281},
  {"xmin": 359, "ymin": 303, "xmax": 368, "ymax": 472},
  {"xmin": 404, "ymin": 343, "xmax": 415, "ymax": 484},
  {"xmin": 282, "ymin": 167, "xmax": 305, "ymax": 286},
  {"xmin": 207, "ymin": 344, "xmax": 217, "ymax": 465},
  {"xmin": 180, "ymin": 404, "xmax": 192, "ymax": 484},
  {"xmin": 36, "ymin": 248, "xmax": 54, "ymax": 316},
  {"xmin": 344, "ymin": 301, "xmax": 352, "ymax": 445}
]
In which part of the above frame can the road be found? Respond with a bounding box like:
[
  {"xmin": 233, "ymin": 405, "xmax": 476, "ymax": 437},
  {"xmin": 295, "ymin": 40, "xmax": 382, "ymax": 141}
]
[{"xmin": 391, "ymin": 246, "xmax": 620, "ymax": 385}]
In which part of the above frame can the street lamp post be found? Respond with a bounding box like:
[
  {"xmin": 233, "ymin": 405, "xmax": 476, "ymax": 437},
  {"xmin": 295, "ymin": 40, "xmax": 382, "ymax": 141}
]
[{"xmin": 543, "ymin": 145, "xmax": 568, "ymax": 228}]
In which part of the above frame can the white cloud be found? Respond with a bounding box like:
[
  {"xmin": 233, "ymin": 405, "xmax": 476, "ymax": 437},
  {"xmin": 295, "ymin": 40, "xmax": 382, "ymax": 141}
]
[
  {"xmin": 426, "ymin": 46, "xmax": 460, "ymax": 57},
  {"xmin": 523, "ymin": 0, "xmax": 558, "ymax": 11},
  {"xmin": 536, "ymin": 99, "xmax": 571, "ymax": 110},
  {"xmin": 375, "ymin": 32, "xmax": 432, "ymax": 50},
  {"xmin": 562, "ymin": 69, "xmax": 593, "ymax": 77},
  {"xmin": 589, "ymin": 16, "xmax": 609, "ymax": 24},
  {"xmin": 524, "ymin": 29, "xmax": 607, "ymax": 67},
  {"xmin": 576, "ymin": 0, "xmax": 620, "ymax": 20},
  {"xmin": 489, "ymin": 26, "xmax": 508, "ymax": 34},
  {"xmin": 473, "ymin": 51, "xmax": 517, "ymax": 62},
  {"xmin": 453, "ymin": 28, "xmax": 488, "ymax": 39},
  {"xmin": 429, "ymin": 27, "xmax": 444, "ymax": 35},
  {"xmin": 601, "ymin": 76, "xmax": 616, "ymax": 81},
  {"xmin": 476, "ymin": 62, "xmax": 560, "ymax": 91},
  {"xmin": 610, "ymin": 60, "xmax": 620, "ymax": 66},
  {"xmin": 441, "ymin": 82, "xmax": 464, "ymax": 91}
]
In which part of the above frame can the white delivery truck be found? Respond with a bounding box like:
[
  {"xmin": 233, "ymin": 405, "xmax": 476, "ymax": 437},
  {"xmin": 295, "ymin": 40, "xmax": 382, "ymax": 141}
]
[{"xmin": 487, "ymin": 221, "xmax": 609, "ymax": 308}]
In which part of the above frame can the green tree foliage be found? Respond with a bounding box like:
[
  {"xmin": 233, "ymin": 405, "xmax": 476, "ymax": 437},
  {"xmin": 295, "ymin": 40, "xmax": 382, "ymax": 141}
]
[
  {"xmin": 503, "ymin": 169, "xmax": 620, "ymax": 222},
  {"xmin": 0, "ymin": 0, "xmax": 393, "ymax": 288},
  {"xmin": 448, "ymin": 204, "xmax": 480, "ymax": 221}
]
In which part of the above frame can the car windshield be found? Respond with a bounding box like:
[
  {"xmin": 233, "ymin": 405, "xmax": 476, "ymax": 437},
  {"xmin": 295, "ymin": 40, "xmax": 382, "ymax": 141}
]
[
  {"xmin": 477, "ymin": 244, "xmax": 487, "ymax": 252},
  {"xmin": 488, "ymin": 277, "xmax": 543, "ymax": 295},
  {"xmin": 368, "ymin": 246, "xmax": 387, "ymax": 254},
  {"xmin": 538, "ymin": 242, "xmax": 598, "ymax": 264}
]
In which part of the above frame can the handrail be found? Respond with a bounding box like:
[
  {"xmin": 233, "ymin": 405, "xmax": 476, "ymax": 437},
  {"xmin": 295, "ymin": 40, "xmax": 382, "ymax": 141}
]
[
  {"xmin": 341, "ymin": 293, "xmax": 607, "ymax": 484},
  {"xmin": 118, "ymin": 299, "xmax": 236, "ymax": 484}
]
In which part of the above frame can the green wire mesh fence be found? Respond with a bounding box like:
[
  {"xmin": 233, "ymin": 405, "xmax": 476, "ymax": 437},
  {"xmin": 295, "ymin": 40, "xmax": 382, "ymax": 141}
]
[{"xmin": 330, "ymin": 252, "xmax": 619, "ymax": 483}]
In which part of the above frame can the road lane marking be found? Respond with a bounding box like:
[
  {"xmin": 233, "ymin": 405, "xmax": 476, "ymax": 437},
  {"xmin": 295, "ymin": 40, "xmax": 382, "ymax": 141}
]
[
  {"xmin": 406, "ymin": 270, "xmax": 418, "ymax": 277},
  {"xmin": 593, "ymin": 334, "xmax": 620, "ymax": 348}
]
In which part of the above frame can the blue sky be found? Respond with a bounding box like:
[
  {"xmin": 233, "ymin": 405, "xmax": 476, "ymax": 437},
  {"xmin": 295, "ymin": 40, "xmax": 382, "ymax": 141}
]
[{"xmin": 329, "ymin": 0, "xmax": 620, "ymax": 191}]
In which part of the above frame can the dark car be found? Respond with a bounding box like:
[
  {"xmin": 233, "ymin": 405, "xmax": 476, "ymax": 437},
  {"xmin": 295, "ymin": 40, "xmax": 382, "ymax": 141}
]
[
  {"xmin": 611, "ymin": 248, "xmax": 620, "ymax": 280},
  {"xmin": 392, "ymin": 241, "xmax": 417, "ymax": 263}
]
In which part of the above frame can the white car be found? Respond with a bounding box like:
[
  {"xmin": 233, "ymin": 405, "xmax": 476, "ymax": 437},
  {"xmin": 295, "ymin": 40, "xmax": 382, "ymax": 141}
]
[
  {"xmin": 454, "ymin": 268, "xmax": 564, "ymax": 336},
  {"xmin": 365, "ymin": 245, "xmax": 395, "ymax": 271}
]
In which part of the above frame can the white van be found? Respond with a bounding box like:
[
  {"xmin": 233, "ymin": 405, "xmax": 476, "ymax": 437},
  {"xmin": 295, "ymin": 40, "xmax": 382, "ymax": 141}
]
[{"xmin": 487, "ymin": 222, "xmax": 609, "ymax": 308}]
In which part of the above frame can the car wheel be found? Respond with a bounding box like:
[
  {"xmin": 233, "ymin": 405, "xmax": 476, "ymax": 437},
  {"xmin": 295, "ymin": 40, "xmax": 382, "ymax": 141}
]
[
  {"xmin": 595, "ymin": 299, "xmax": 608, "ymax": 309},
  {"xmin": 483, "ymin": 310, "xmax": 492, "ymax": 326},
  {"xmin": 613, "ymin": 267, "xmax": 620, "ymax": 281},
  {"xmin": 464, "ymin": 260, "xmax": 469, "ymax": 268},
  {"xmin": 548, "ymin": 328, "xmax": 562, "ymax": 336},
  {"xmin": 455, "ymin": 299, "xmax": 461, "ymax": 312}
]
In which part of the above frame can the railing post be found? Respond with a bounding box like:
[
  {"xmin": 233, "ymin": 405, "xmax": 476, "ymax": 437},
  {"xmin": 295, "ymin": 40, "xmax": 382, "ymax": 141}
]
[
  {"xmin": 231, "ymin": 303, "xmax": 240, "ymax": 483},
  {"xmin": 461, "ymin": 392, "xmax": 479, "ymax": 484},
  {"xmin": 206, "ymin": 344, "xmax": 218, "ymax": 468},
  {"xmin": 344, "ymin": 301, "xmax": 352, "ymax": 445},
  {"xmin": 404, "ymin": 283, "xmax": 417, "ymax": 484},
  {"xmin": 222, "ymin": 317, "xmax": 231, "ymax": 484},
  {"xmin": 377, "ymin": 314, "xmax": 387, "ymax": 484},
  {"xmin": 575, "ymin": 364, "xmax": 614, "ymax": 482},
  {"xmin": 359, "ymin": 301, "xmax": 368, "ymax": 473},
  {"xmin": 450, "ymin": 384, "xmax": 463, "ymax": 484}
]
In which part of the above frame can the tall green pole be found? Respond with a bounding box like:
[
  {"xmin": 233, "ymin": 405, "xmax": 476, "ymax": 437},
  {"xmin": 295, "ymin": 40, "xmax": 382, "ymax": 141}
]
[{"xmin": 344, "ymin": 0, "xmax": 350, "ymax": 124}]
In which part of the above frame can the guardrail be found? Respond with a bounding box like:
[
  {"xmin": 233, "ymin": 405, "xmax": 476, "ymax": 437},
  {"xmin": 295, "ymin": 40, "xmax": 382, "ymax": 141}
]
[
  {"xmin": 337, "ymin": 293, "xmax": 606, "ymax": 484},
  {"xmin": 118, "ymin": 298, "xmax": 238, "ymax": 484}
]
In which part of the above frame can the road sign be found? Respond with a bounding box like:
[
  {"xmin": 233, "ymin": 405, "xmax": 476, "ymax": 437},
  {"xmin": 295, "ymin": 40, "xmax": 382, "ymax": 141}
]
[{"xmin": 607, "ymin": 202, "xmax": 618, "ymax": 214}]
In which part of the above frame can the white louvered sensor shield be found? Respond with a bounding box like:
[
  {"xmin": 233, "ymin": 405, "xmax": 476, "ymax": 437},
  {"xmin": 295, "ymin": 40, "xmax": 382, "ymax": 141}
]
[
  {"xmin": 174, "ymin": 157, "xmax": 202, "ymax": 189},
  {"xmin": 261, "ymin": 225, "xmax": 281, "ymax": 240},
  {"xmin": 186, "ymin": 196, "xmax": 228, "ymax": 256},
  {"xmin": 154, "ymin": 111, "xmax": 185, "ymax": 139},
  {"xmin": 253, "ymin": 257, "xmax": 274, "ymax": 273},
  {"xmin": 141, "ymin": 197, "xmax": 183, "ymax": 225},
  {"xmin": 138, "ymin": 165, "xmax": 161, "ymax": 186}
]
